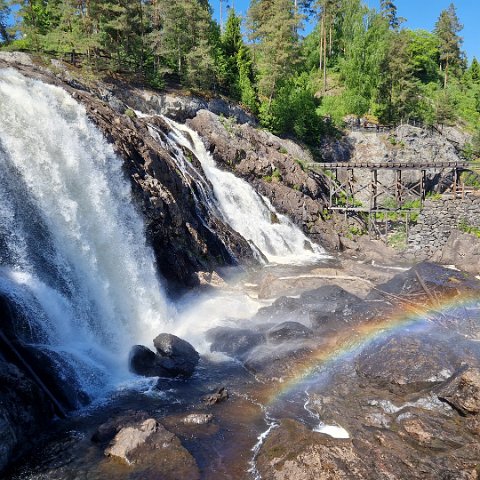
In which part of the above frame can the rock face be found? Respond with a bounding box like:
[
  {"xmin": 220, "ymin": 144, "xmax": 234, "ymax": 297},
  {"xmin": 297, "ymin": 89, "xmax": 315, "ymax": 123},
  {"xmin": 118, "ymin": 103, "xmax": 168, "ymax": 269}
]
[
  {"xmin": 0, "ymin": 54, "xmax": 257, "ymax": 288},
  {"xmin": 110, "ymin": 81, "xmax": 257, "ymax": 125},
  {"xmin": 187, "ymin": 109, "xmax": 340, "ymax": 250},
  {"xmin": 0, "ymin": 358, "xmax": 53, "ymax": 472},
  {"xmin": 437, "ymin": 367, "xmax": 480, "ymax": 415},
  {"xmin": 129, "ymin": 334, "xmax": 199, "ymax": 378}
]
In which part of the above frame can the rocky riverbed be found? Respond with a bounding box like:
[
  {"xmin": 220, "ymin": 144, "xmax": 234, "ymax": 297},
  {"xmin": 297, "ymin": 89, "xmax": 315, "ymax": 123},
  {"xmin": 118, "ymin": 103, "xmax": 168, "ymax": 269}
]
[{"xmin": 4, "ymin": 257, "xmax": 480, "ymax": 480}]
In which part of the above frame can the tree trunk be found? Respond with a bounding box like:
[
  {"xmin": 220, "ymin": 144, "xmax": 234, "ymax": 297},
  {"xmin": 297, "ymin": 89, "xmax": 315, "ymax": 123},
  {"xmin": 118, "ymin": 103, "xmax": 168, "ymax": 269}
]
[{"xmin": 319, "ymin": 14, "xmax": 324, "ymax": 71}]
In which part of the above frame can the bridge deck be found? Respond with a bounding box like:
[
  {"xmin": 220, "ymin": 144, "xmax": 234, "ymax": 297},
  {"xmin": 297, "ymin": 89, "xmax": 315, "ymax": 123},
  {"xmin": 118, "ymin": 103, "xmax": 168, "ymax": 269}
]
[{"xmin": 308, "ymin": 161, "xmax": 470, "ymax": 170}]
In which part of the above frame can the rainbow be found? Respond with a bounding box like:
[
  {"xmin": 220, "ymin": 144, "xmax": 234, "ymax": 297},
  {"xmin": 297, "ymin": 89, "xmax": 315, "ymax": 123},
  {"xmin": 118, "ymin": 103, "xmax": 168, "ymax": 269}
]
[{"xmin": 264, "ymin": 292, "xmax": 480, "ymax": 406}]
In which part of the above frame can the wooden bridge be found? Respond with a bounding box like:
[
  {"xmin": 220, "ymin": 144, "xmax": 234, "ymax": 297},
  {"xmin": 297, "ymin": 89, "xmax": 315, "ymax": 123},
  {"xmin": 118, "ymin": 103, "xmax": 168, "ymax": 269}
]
[
  {"xmin": 309, "ymin": 161, "xmax": 472, "ymax": 213},
  {"xmin": 308, "ymin": 160, "xmax": 477, "ymax": 240}
]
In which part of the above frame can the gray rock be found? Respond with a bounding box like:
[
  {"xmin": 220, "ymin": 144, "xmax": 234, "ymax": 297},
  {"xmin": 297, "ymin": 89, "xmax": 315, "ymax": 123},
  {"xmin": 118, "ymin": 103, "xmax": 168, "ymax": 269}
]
[
  {"xmin": 182, "ymin": 413, "xmax": 214, "ymax": 425},
  {"xmin": 266, "ymin": 321, "xmax": 313, "ymax": 344},
  {"xmin": 153, "ymin": 333, "xmax": 200, "ymax": 377},
  {"xmin": 206, "ymin": 327, "xmax": 265, "ymax": 359}
]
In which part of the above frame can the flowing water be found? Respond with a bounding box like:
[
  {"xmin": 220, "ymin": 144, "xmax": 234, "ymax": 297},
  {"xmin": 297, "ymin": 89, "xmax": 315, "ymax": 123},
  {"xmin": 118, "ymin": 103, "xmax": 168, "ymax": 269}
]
[
  {"xmin": 163, "ymin": 117, "xmax": 326, "ymax": 265},
  {"xmin": 0, "ymin": 69, "xmax": 170, "ymax": 399},
  {"xmin": 0, "ymin": 68, "xmax": 335, "ymax": 479}
]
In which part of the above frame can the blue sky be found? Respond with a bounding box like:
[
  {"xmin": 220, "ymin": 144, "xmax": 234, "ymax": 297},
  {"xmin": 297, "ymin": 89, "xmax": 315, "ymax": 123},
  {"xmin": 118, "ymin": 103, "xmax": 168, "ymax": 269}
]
[{"xmin": 212, "ymin": 0, "xmax": 479, "ymax": 63}]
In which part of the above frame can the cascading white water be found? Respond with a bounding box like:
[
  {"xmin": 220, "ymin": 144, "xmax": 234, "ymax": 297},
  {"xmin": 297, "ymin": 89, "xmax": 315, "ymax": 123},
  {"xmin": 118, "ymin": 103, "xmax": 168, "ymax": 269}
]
[
  {"xmin": 164, "ymin": 118, "xmax": 327, "ymax": 265},
  {"xmin": 0, "ymin": 69, "xmax": 170, "ymax": 399}
]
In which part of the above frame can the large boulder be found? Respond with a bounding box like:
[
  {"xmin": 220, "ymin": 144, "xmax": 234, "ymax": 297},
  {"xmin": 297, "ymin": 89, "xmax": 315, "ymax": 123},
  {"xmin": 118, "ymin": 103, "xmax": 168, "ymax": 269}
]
[
  {"xmin": 129, "ymin": 334, "xmax": 199, "ymax": 378},
  {"xmin": 153, "ymin": 333, "xmax": 200, "ymax": 377},
  {"xmin": 104, "ymin": 417, "xmax": 200, "ymax": 478},
  {"xmin": 356, "ymin": 335, "xmax": 461, "ymax": 392}
]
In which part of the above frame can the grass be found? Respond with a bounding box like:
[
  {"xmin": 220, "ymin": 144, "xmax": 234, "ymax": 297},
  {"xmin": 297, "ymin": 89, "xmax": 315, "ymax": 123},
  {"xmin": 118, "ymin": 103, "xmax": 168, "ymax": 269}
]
[{"xmin": 458, "ymin": 218, "xmax": 480, "ymax": 238}]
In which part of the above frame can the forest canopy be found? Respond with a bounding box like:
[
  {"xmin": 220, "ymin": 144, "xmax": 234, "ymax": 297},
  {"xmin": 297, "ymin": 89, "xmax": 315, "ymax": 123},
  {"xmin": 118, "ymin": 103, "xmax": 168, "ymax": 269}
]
[{"xmin": 1, "ymin": 0, "xmax": 479, "ymax": 150}]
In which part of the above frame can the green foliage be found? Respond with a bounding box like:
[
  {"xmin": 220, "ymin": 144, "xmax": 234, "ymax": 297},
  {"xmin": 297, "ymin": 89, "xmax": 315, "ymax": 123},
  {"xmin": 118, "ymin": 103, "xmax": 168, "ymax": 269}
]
[
  {"xmin": 3, "ymin": 0, "xmax": 478, "ymax": 146},
  {"xmin": 434, "ymin": 3, "xmax": 464, "ymax": 87},
  {"xmin": 387, "ymin": 230, "xmax": 407, "ymax": 249},
  {"xmin": 260, "ymin": 72, "xmax": 327, "ymax": 145},
  {"xmin": 458, "ymin": 218, "xmax": 480, "ymax": 238}
]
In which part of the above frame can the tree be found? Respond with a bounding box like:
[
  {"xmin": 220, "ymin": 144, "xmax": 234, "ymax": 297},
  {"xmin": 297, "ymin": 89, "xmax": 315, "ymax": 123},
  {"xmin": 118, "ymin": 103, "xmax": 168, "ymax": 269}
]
[
  {"xmin": 247, "ymin": 0, "xmax": 299, "ymax": 109},
  {"xmin": 218, "ymin": 8, "xmax": 243, "ymax": 97},
  {"xmin": 380, "ymin": 0, "xmax": 403, "ymax": 31},
  {"xmin": 315, "ymin": 0, "xmax": 341, "ymax": 92},
  {"xmin": 149, "ymin": 0, "xmax": 217, "ymax": 87},
  {"xmin": 405, "ymin": 29, "xmax": 440, "ymax": 84},
  {"xmin": 375, "ymin": 30, "xmax": 421, "ymax": 124},
  {"xmin": 0, "ymin": 0, "xmax": 11, "ymax": 44},
  {"xmin": 467, "ymin": 57, "xmax": 480, "ymax": 83},
  {"xmin": 435, "ymin": 3, "xmax": 464, "ymax": 88}
]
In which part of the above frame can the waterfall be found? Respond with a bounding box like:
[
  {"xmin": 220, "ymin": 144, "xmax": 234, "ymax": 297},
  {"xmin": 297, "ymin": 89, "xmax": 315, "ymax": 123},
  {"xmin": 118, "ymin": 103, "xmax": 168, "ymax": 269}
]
[
  {"xmin": 0, "ymin": 69, "xmax": 169, "ymax": 400},
  {"xmin": 163, "ymin": 118, "xmax": 326, "ymax": 265}
]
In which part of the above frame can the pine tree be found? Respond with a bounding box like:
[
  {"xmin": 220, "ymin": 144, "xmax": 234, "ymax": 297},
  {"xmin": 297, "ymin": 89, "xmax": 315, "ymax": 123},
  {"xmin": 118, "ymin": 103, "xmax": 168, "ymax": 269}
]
[
  {"xmin": 380, "ymin": 0, "xmax": 403, "ymax": 31},
  {"xmin": 315, "ymin": 0, "xmax": 341, "ymax": 92},
  {"xmin": 376, "ymin": 30, "xmax": 421, "ymax": 124},
  {"xmin": 468, "ymin": 58, "xmax": 480, "ymax": 83},
  {"xmin": 149, "ymin": 0, "xmax": 217, "ymax": 88},
  {"xmin": 218, "ymin": 8, "xmax": 243, "ymax": 97},
  {"xmin": 434, "ymin": 3, "xmax": 463, "ymax": 88},
  {"xmin": 247, "ymin": 0, "xmax": 299, "ymax": 107}
]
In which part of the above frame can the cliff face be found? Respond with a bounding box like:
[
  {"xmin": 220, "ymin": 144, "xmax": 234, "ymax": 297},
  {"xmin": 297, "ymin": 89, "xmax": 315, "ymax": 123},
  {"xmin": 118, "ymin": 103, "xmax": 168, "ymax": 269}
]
[
  {"xmin": 0, "ymin": 54, "xmax": 257, "ymax": 289},
  {"xmin": 187, "ymin": 110, "xmax": 341, "ymax": 251}
]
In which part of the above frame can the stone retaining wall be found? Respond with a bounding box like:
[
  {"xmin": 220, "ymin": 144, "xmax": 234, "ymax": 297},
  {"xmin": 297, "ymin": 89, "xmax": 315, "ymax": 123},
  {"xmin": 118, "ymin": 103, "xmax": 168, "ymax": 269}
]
[{"xmin": 407, "ymin": 196, "xmax": 480, "ymax": 259}]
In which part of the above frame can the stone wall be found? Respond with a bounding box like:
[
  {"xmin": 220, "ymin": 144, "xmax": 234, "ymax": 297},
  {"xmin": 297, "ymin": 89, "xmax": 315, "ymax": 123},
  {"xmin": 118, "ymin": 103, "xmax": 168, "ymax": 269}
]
[{"xmin": 408, "ymin": 196, "xmax": 480, "ymax": 259}]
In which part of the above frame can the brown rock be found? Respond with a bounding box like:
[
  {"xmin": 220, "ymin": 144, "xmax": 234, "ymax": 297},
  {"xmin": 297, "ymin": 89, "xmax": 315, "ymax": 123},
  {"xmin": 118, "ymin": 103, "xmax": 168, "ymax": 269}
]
[{"xmin": 437, "ymin": 367, "xmax": 480, "ymax": 415}]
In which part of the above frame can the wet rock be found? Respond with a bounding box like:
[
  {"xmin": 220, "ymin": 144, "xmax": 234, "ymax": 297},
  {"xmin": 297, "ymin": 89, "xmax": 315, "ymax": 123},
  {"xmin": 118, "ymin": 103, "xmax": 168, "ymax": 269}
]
[
  {"xmin": 266, "ymin": 321, "xmax": 313, "ymax": 344},
  {"xmin": 305, "ymin": 285, "xmax": 368, "ymax": 328},
  {"xmin": 204, "ymin": 387, "xmax": 228, "ymax": 405},
  {"xmin": 182, "ymin": 413, "xmax": 214, "ymax": 425},
  {"xmin": 105, "ymin": 418, "xmax": 159, "ymax": 464},
  {"xmin": 437, "ymin": 367, "xmax": 480, "ymax": 416},
  {"xmin": 206, "ymin": 326, "xmax": 265, "ymax": 359},
  {"xmin": 357, "ymin": 334, "xmax": 460, "ymax": 392},
  {"xmin": 256, "ymin": 419, "xmax": 369, "ymax": 480},
  {"xmin": 104, "ymin": 418, "xmax": 200, "ymax": 478},
  {"xmin": 153, "ymin": 333, "xmax": 200, "ymax": 377},
  {"xmin": 0, "ymin": 358, "xmax": 53, "ymax": 473},
  {"xmin": 366, "ymin": 262, "xmax": 466, "ymax": 302},
  {"xmin": 129, "ymin": 334, "xmax": 199, "ymax": 378},
  {"xmin": 92, "ymin": 411, "xmax": 149, "ymax": 444},
  {"xmin": 128, "ymin": 345, "xmax": 164, "ymax": 377},
  {"xmin": 196, "ymin": 270, "xmax": 227, "ymax": 287}
]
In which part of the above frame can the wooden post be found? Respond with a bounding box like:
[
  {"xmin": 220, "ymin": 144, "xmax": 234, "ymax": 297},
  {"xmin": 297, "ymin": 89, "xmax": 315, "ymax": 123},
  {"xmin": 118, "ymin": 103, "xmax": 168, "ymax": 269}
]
[
  {"xmin": 453, "ymin": 168, "xmax": 458, "ymax": 198},
  {"xmin": 405, "ymin": 211, "xmax": 409, "ymax": 241},
  {"xmin": 395, "ymin": 169, "xmax": 402, "ymax": 206},
  {"xmin": 421, "ymin": 170, "xmax": 426, "ymax": 203}
]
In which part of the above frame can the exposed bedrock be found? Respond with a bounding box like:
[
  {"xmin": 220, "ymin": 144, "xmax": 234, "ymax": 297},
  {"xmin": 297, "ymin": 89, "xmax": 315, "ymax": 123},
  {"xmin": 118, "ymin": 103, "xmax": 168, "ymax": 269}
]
[
  {"xmin": 0, "ymin": 55, "xmax": 257, "ymax": 290},
  {"xmin": 187, "ymin": 109, "xmax": 342, "ymax": 251}
]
